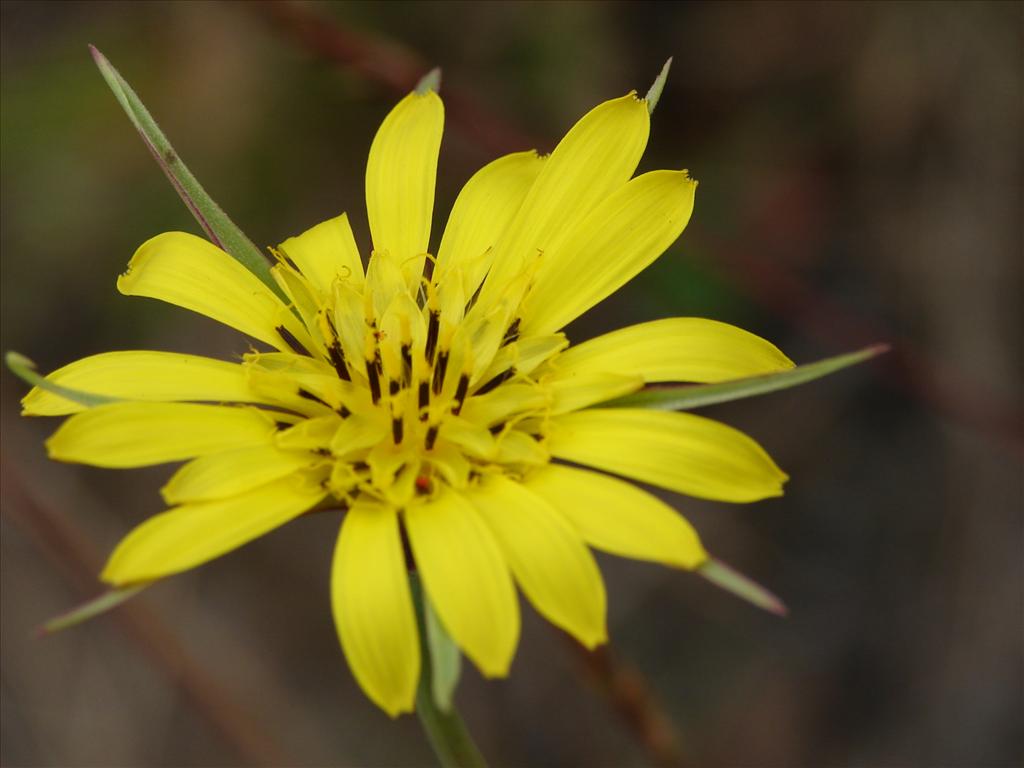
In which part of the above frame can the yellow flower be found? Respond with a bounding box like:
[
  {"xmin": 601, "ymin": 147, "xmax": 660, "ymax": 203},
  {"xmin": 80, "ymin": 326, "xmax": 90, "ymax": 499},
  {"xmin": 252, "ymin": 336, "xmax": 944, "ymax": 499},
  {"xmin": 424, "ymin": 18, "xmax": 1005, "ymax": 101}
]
[{"xmin": 22, "ymin": 87, "xmax": 792, "ymax": 716}]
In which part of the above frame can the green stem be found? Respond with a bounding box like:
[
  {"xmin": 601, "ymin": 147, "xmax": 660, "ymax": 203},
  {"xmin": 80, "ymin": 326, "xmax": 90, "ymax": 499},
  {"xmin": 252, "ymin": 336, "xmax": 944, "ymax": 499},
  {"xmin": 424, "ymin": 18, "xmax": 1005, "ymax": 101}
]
[
  {"xmin": 411, "ymin": 575, "xmax": 487, "ymax": 768},
  {"xmin": 415, "ymin": 667, "xmax": 486, "ymax": 768}
]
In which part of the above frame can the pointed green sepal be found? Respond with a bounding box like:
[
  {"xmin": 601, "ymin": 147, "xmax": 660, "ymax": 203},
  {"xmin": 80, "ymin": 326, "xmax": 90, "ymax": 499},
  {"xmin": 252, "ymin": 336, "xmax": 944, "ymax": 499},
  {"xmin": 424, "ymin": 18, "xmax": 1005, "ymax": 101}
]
[
  {"xmin": 698, "ymin": 557, "xmax": 787, "ymax": 616},
  {"xmin": 416, "ymin": 67, "xmax": 442, "ymax": 94},
  {"xmin": 6, "ymin": 352, "xmax": 118, "ymax": 408},
  {"xmin": 601, "ymin": 344, "xmax": 889, "ymax": 412},
  {"xmin": 88, "ymin": 45, "xmax": 286, "ymax": 302},
  {"xmin": 37, "ymin": 585, "xmax": 148, "ymax": 636},
  {"xmin": 645, "ymin": 58, "xmax": 673, "ymax": 115},
  {"xmin": 425, "ymin": 591, "xmax": 462, "ymax": 712}
]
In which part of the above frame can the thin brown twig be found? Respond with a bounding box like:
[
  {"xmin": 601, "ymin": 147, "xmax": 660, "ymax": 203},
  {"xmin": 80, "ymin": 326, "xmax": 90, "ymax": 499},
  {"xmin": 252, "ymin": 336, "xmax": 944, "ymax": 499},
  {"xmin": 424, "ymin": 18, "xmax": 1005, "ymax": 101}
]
[{"xmin": 0, "ymin": 455, "xmax": 293, "ymax": 767}]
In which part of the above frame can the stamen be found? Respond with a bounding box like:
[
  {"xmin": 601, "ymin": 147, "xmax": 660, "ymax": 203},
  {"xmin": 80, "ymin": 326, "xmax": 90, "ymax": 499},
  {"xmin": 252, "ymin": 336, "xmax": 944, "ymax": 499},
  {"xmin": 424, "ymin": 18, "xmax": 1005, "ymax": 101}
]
[
  {"xmin": 475, "ymin": 367, "xmax": 515, "ymax": 396},
  {"xmin": 392, "ymin": 417, "xmax": 404, "ymax": 444},
  {"xmin": 424, "ymin": 310, "xmax": 440, "ymax": 363},
  {"xmin": 452, "ymin": 374, "xmax": 470, "ymax": 415},
  {"xmin": 418, "ymin": 381, "xmax": 430, "ymax": 418},
  {"xmin": 327, "ymin": 342, "xmax": 350, "ymax": 381},
  {"xmin": 425, "ymin": 424, "xmax": 440, "ymax": 450},
  {"xmin": 398, "ymin": 520, "xmax": 416, "ymax": 571},
  {"xmin": 465, "ymin": 277, "xmax": 485, "ymax": 313},
  {"xmin": 275, "ymin": 325, "xmax": 313, "ymax": 357},
  {"xmin": 321, "ymin": 313, "xmax": 351, "ymax": 381},
  {"xmin": 388, "ymin": 379, "xmax": 400, "ymax": 396},
  {"xmin": 432, "ymin": 349, "xmax": 449, "ymax": 395},
  {"xmin": 501, "ymin": 318, "xmax": 521, "ymax": 347},
  {"xmin": 400, "ymin": 343, "xmax": 413, "ymax": 385},
  {"xmin": 297, "ymin": 387, "xmax": 330, "ymax": 407},
  {"xmin": 366, "ymin": 359, "xmax": 382, "ymax": 404}
]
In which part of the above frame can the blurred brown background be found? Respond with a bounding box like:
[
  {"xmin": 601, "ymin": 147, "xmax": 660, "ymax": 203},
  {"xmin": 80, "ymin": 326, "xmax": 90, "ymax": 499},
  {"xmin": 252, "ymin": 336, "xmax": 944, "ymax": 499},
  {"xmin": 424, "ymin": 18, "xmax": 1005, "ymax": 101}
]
[{"xmin": 2, "ymin": 2, "xmax": 1021, "ymax": 766}]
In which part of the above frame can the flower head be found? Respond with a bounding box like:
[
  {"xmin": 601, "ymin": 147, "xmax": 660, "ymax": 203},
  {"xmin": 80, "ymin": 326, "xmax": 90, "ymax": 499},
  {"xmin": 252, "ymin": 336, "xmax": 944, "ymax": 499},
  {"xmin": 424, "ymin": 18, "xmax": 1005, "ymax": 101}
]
[{"xmin": 23, "ymin": 83, "xmax": 792, "ymax": 715}]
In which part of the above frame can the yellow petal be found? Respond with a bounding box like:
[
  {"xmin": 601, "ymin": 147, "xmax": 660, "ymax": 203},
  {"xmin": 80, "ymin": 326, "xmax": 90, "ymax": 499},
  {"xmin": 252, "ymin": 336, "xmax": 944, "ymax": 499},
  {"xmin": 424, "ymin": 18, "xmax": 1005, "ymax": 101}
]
[
  {"xmin": 21, "ymin": 351, "xmax": 261, "ymax": 416},
  {"xmin": 118, "ymin": 232, "xmax": 312, "ymax": 352},
  {"xmin": 161, "ymin": 445, "xmax": 319, "ymax": 505},
  {"xmin": 460, "ymin": 384, "xmax": 548, "ymax": 426},
  {"xmin": 477, "ymin": 333, "xmax": 568, "ymax": 385},
  {"xmin": 404, "ymin": 487, "xmax": 519, "ymax": 677},
  {"xmin": 46, "ymin": 402, "xmax": 278, "ymax": 468},
  {"xmin": 365, "ymin": 91, "xmax": 444, "ymax": 288},
  {"xmin": 521, "ymin": 170, "xmax": 697, "ymax": 335},
  {"xmin": 101, "ymin": 472, "xmax": 325, "ymax": 585},
  {"xmin": 274, "ymin": 414, "xmax": 341, "ymax": 450},
  {"xmin": 551, "ymin": 318, "xmax": 793, "ymax": 383},
  {"xmin": 479, "ymin": 94, "xmax": 650, "ymax": 308},
  {"xmin": 435, "ymin": 150, "xmax": 545, "ymax": 297},
  {"xmin": 547, "ymin": 371, "xmax": 643, "ymax": 415},
  {"xmin": 524, "ymin": 465, "xmax": 707, "ymax": 569},
  {"xmin": 495, "ymin": 429, "xmax": 549, "ymax": 466},
  {"xmin": 549, "ymin": 408, "xmax": 788, "ymax": 503},
  {"xmin": 278, "ymin": 212, "xmax": 365, "ymax": 296},
  {"xmin": 468, "ymin": 476, "xmax": 606, "ymax": 648},
  {"xmin": 331, "ymin": 500, "xmax": 419, "ymax": 717}
]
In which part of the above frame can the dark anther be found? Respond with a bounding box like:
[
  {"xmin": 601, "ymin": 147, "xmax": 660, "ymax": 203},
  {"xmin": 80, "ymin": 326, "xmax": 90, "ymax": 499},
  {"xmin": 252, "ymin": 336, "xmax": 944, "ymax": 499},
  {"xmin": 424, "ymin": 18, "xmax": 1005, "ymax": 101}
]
[
  {"xmin": 501, "ymin": 318, "xmax": 521, "ymax": 347},
  {"xmin": 366, "ymin": 359, "xmax": 382, "ymax": 404},
  {"xmin": 388, "ymin": 379, "xmax": 400, "ymax": 396},
  {"xmin": 418, "ymin": 381, "xmax": 430, "ymax": 417},
  {"xmin": 392, "ymin": 417, "xmax": 404, "ymax": 444},
  {"xmin": 465, "ymin": 277, "xmax": 485, "ymax": 313},
  {"xmin": 432, "ymin": 350, "xmax": 449, "ymax": 395},
  {"xmin": 352, "ymin": 461, "xmax": 370, "ymax": 472},
  {"xmin": 452, "ymin": 374, "xmax": 470, "ymax": 415},
  {"xmin": 314, "ymin": 447, "xmax": 332, "ymax": 456},
  {"xmin": 425, "ymin": 424, "xmax": 439, "ymax": 450},
  {"xmin": 475, "ymin": 367, "xmax": 514, "ymax": 396},
  {"xmin": 424, "ymin": 310, "xmax": 440, "ymax": 363},
  {"xmin": 327, "ymin": 342, "xmax": 350, "ymax": 381},
  {"xmin": 400, "ymin": 343, "xmax": 412, "ymax": 382},
  {"xmin": 275, "ymin": 325, "xmax": 313, "ymax": 357},
  {"xmin": 398, "ymin": 519, "xmax": 417, "ymax": 571},
  {"xmin": 274, "ymin": 421, "xmax": 292, "ymax": 431},
  {"xmin": 489, "ymin": 422, "xmax": 505, "ymax": 435},
  {"xmin": 297, "ymin": 387, "xmax": 330, "ymax": 407},
  {"xmin": 337, "ymin": 406, "xmax": 351, "ymax": 418}
]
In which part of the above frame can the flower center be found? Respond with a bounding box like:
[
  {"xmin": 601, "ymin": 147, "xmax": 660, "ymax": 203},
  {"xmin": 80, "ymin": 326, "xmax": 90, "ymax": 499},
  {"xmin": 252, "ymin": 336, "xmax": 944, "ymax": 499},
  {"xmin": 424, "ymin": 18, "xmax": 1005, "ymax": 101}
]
[{"xmin": 244, "ymin": 249, "xmax": 567, "ymax": 508}]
